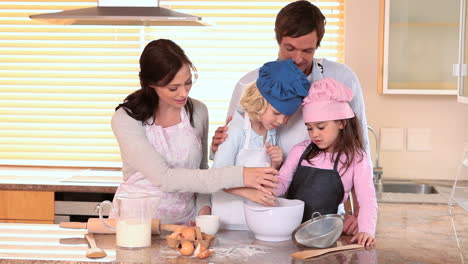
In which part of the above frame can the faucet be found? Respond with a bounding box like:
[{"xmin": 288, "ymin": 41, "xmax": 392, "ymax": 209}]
[{"xmin": 368, "ymin": 125, "xmax": 383, "ymax": 185}]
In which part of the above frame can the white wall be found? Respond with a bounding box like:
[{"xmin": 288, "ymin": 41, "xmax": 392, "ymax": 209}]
[{"xmin": 345, "ymin": 0, "xmax": 468, "ymax": 180}]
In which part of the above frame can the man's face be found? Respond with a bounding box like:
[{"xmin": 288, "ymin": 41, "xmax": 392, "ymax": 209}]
[{"xmin": 278, "ymin": 31, "xmax": 318, "ymax": 76}]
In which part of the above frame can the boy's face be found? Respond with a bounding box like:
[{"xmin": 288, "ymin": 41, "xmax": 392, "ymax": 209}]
[
  {"xmin": 278, "ymin": 31, "xmax": 318, "ymax": 76},
  {"xmin": 306, "ymin": 120, "xmax": 344, "ymax": 152},
  {"xmin": 260, "ymin": 104, "xmax": 290, "ymax": 130}
]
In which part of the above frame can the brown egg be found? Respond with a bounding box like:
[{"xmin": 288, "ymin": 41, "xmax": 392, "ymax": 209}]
[
  {"xmin": 179, "ymin": 241, "xmax": 195, "ymax": 256},
  {"xmin": 195, "ymin": 244, "xmax": 213, "ymax": 259},
  {"xmin": 197, "ymin": 249, "xmax": 212, "ymax": 259},
  {"xmin": 181, "ymin": 227, "xmax": 196, "ymax": 240}
]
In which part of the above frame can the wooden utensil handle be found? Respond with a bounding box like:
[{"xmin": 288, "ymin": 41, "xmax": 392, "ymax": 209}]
[
  {"xmin": 291, "ymin": 244, "xmax": 364, "ymax": 260},
  {"xmin": 85, "ymin": 233, "xmax": 97, "ymax": 248},
  {"xmin": 61, "ymin": 218, "xmax": 164, "ymax": 234},
  {"xmin": 321, "ymin": 244, "xmax": 363, "ymax": 254},
  {"xmin": 60, "ymin": 222, "xmax": 87, "ymax": 229}
]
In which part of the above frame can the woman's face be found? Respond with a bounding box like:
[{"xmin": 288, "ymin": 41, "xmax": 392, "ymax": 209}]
[
  {"xmin": 306, "ymin": 120, "xmax": 344, "ymax": 152},
  {"xmin": 151, "ymin": 64, "xmax": 193, "ymax": 110},
  {"xmin": 260, "ymin": 104, "xmax": 290, "ymax": 130}
]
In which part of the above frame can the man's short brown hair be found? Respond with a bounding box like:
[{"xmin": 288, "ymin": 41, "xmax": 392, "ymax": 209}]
[{"xmin": 274, "ymin": 1, "xmax": 326, "ymax": 47}]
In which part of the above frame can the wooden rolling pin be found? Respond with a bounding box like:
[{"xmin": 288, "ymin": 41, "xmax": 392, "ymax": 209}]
[{"xmin": 60, "ymin": 218, "xmax": 186, "ymax": 234}]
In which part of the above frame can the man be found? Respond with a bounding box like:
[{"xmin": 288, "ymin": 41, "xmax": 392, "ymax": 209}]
[{"xmin": 212, "ymin": 0, "xmax": 371, "ymax": 236}]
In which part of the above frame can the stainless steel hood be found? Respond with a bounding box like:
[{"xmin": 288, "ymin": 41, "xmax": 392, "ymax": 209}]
[{"xmin": 29, "ymin": 0, "xmax": 208, "ymax": 26}]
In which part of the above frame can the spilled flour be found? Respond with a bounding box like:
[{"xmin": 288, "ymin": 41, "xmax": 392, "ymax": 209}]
[
  {"xmin": 210, "ymin": 244, "xmax": 270, "ymax": 257},
  {"xmin": 159, "ymin": 244, "xmax": 270, "ymax": 259}
]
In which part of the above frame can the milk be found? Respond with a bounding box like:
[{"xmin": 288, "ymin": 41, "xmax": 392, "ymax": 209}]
[{"xmin": 116, "ymin": 219, "xmax": 152, "ymax": 248}]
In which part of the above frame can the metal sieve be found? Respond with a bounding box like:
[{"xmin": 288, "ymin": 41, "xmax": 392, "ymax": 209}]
[{"xmin": 292, "ymin": 212, "xmax": 344, "ymax": 248}]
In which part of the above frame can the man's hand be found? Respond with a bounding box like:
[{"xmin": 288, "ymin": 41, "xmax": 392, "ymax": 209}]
[
  {"xmin": 198, "ymin": 206, "xmax": 211, "ymax": 216},
  {"xmin": 342, "ymin": 214, "xmax": 358, "ymax": 235},
  {"xmin": 189, "ymin": 206, "xmax": 212, "ymax": 226},
  {"xmin": 211, "ymin": 116, "xmax": 233, "ymax": 153}
]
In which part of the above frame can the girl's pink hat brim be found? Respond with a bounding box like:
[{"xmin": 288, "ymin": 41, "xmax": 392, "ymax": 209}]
[{"xmin": 302, "ymin": 78, "xmax": 355, "ymax": 123}]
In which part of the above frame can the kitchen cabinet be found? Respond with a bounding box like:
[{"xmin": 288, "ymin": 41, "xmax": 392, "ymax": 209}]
[
  {"xmin": 456, "ymin": 0, "xmax": 468, "ymax": 103},
  {"xmin": 380, "ymin": 0, "xmax": 460, "ymax": 95},
  {"xmin": 0, "ymin": 190, "xmax": 54, "ymax": 223}
]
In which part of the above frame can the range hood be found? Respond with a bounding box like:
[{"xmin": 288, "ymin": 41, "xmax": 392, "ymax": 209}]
[{"xmin": 29, "ymin": 0, "xmax": 208, "ymax": 26}]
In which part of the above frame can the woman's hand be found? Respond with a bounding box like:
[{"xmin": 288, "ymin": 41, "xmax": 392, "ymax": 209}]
[
  {"xmin": 243, "ymin": 167, "xmax": 278, "ymax": 194},
  {"xmin": 350, "ymin": 232, "xmax": 376, "ymax": 247},
  {"xmin": 265, "ymin": 142, "xmax": 283, "ymax": 169}
]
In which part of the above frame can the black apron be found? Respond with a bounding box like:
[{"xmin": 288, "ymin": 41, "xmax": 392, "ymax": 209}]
[{"xmin": 286, "ymin": 143, "xmax": 345, "ymax": 223}]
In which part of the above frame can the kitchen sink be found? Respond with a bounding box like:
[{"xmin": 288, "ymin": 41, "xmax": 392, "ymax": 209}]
[{"xmin": 375, "ymin": 182, "xmax": 438, "ymax": 194}]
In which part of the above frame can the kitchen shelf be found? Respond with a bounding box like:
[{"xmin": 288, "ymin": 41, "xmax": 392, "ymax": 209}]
[{"xmin": 380, "ymin": 0, "xmax": 460, "ymax": 95}]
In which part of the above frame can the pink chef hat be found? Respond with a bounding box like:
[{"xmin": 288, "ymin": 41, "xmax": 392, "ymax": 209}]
[{"xmin": 302, "ymin": 78, "xmax": 355, "ymax": 123}]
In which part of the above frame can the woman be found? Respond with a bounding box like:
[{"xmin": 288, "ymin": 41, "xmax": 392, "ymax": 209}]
[{"xmin": 111, "ymin": 39, "xmax": 278, "ymax": 224}]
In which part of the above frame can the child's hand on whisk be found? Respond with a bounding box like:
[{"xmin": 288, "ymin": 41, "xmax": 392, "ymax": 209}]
[{"xmin": 265, "ymin": 142, "xmax": 283, "ymax": 170}]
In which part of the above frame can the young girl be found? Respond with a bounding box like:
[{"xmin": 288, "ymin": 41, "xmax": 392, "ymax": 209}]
[
  {"xmin": 276, "ymin": 78, "xmax": 377, "ymax": 246},
  {"xmin": 211, "ymin": 59, "xmax": 310, "ymax": 230}
]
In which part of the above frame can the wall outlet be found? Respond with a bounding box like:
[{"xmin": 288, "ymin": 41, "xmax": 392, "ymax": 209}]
[
  {"xmin": 380, "ymin": 128, "xmax": 404, "ymax": 151},
  {"xmin": 407, "ymin": 128, "xmax": 432, "ymax": 151}
]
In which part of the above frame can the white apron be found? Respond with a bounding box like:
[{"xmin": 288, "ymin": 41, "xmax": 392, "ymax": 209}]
[
  {"xmin": 212, "ymin": 113, "xmax": 271, "ymax": 230},
  {"xmin": 112, "ymin": 109, "xmax": 202, "ymax": 225}
]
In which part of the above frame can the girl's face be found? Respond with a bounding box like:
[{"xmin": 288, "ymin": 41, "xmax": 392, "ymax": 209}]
[
  {"xmin": 151, "ymin": 64, "xmax": 193, "ymax": 110},
  {"xmin": 260, "ymin": 104, "xmax": 290, "ymax": 130},
  {"xmin": 306, "ymin": 120, "xmax": 344, "ymax": 152}
]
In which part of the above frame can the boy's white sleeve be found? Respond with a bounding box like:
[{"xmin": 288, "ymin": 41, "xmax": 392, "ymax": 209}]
[{"xmin": 212, "ymin": 120, "xmax": 243, "ymax": 168}]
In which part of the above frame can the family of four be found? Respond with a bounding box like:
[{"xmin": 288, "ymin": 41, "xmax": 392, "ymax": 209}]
[{"xmin": 110, "ymin": 0, "xmax": 377, "ymax": 247}]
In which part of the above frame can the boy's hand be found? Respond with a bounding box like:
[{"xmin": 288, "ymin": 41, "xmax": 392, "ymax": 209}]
[
  {"xmin": 350, "ymin": 232, "xmax": 376, "ymax": 247},
  {"xmin": 265, "ymin": 142, "xmax": 283, "ymax": 169},
  {"xmin": 242, "ymin": 188, "xmax": 277, "ymax": 207},
  {"xmin": 211, "ymin": 116, "xmax": 233, "ymax": 153}
]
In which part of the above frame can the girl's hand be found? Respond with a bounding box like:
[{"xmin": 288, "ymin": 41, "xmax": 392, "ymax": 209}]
[
  {"xmin": 265, "ymin": 142, "xmax": 283, "ymax": 169},
  {"xmin": 242, "ymin": 188, "xmax": 277, "ymax": 207},
  {"xmin": 350, "ymin": 232, "xmax": 376, "ymax": 247}
]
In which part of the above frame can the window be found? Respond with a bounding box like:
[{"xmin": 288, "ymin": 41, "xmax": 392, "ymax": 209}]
[{"xmin": 0, "ymin": 0, "xmax": 345, "ymax": 168}]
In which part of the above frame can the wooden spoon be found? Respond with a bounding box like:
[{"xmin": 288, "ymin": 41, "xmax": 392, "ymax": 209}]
[
  {"xmin": 84, "ymin": 233, "xmax": 107, "ymax": 259},
  {"xmin": 291, "ymin": 244, "xmax": 364, "ymax": 260}
]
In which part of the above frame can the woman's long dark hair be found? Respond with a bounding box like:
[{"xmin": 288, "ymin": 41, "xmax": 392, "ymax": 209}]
[
  {"xmin": 116, "ymin": 39, "xmax": 195, "ymax": 126},
  {"xmin": 305, "ymin": 116, "xmax": 364, "ymax": 174}
]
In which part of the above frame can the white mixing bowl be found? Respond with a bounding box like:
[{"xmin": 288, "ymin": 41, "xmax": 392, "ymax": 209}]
[{"xmin": 243, "ymin": 198, "xmax": 304, "ymax": 241}]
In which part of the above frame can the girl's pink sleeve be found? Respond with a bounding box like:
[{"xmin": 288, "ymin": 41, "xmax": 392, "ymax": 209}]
[
  {"xmin": 275, "ymin": 142, "xmax": 308, "ymax": 196},
  {"xmin": 353, "ymin": 154, "xmax": 378, "ymax": 236}
]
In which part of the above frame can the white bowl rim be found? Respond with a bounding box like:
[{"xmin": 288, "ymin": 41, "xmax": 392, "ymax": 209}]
[{"xmin": 243, "ymin": 198, "xmax": 304, "ymax": 210}]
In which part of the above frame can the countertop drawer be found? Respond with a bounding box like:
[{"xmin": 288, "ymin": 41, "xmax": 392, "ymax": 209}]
[{"xmin": 0, "ymin": 190, "xmax": 54, "ymax": 222}]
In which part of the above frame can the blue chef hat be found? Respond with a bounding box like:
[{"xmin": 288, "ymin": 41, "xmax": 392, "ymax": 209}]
[{"xmin": 256, "ymin": 59, "xmax": 310, "ymax": 116}]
